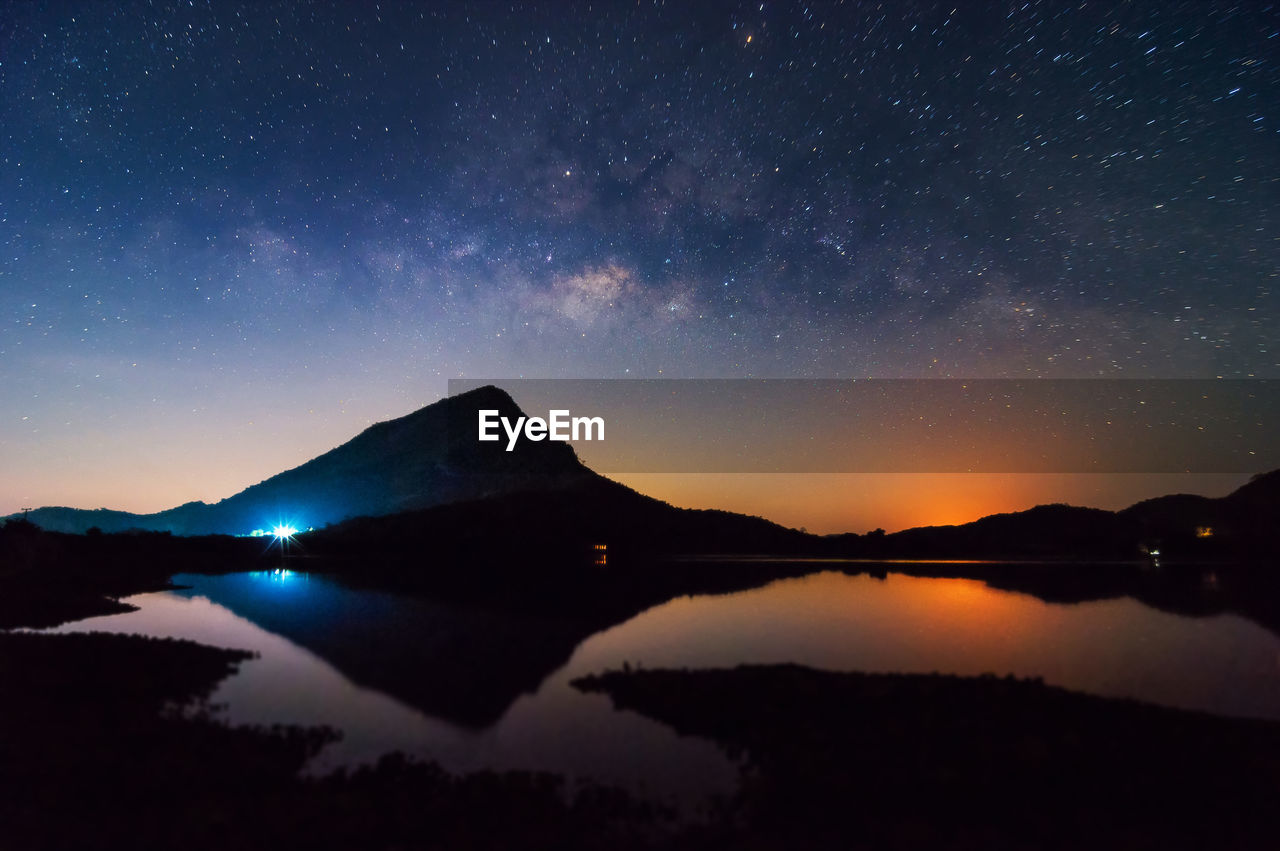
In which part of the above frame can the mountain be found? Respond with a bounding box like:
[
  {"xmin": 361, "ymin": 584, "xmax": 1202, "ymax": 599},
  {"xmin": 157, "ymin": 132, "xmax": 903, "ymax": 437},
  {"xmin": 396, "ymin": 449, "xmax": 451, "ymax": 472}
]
[{"xmin": 16, "ymin": 386, "xmax": 592, "ymax": 536}]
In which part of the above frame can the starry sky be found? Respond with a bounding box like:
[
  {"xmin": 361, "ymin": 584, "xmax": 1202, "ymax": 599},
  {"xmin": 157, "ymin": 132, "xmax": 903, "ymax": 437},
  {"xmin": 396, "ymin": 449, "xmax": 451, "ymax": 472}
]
[{"xmin": 2, "ymin": 1, "xmax": 1276, "ymax": 530}]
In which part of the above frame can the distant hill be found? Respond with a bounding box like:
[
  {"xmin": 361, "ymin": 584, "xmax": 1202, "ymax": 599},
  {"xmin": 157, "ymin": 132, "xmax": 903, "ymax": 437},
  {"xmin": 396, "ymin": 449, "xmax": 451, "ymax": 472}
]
[
  {"xmin": 1117, "ymin": 469, "xmax": 1279, "ymax": 556},
  {"xmin": 829, "ymin": 469, "xmax": 1279, "ymax": 561},
  {"xmin": 872, "ymin": 503, "xmax": 1134, "ymax": 559},
  {"xmin": 15, "ymin": 386, "xmax": 592, "ymax": 536}
]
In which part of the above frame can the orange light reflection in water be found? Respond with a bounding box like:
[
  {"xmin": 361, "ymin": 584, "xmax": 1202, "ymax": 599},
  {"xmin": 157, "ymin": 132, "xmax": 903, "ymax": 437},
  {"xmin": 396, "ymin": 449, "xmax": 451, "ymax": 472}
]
[
  {"xmin": 571, "ymin": 572, "xmax": 1053, "ymax": 679},
  {"xmin": 566, "ymin": 571, "xmax": 1280, "ymax": 723}
]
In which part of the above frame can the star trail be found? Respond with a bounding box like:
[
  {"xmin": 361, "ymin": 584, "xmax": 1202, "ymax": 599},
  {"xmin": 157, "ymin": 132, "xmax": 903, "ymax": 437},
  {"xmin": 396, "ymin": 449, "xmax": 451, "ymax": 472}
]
[{"xmin": 2, "ymin": 0, "xmax": 1276, "ymax": 526}]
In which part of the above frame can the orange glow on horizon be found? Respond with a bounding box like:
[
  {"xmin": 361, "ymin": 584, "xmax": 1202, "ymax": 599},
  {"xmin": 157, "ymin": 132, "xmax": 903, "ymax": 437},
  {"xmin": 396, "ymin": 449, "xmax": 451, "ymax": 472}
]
[{"xmin": 611, "ymin": 472, "xmax": 1251, "ymax": 535}]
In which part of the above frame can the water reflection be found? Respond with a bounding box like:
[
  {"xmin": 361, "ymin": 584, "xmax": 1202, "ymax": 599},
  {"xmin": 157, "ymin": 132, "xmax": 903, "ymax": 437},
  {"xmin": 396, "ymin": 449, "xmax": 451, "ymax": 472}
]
[
  {"xmin": 46, "ymin": 568, "xmax": 1280, "ymax": 802},
  {"xmin": 43, "ymin": 589, "xmax": 464, "ymax": 772},
  {"xmin": 572, "ymin": 571, "xmax": 1280, "ymax": 721},
  {"xmin": 47, "ymin": 572, "xmax": 739, "ymax": 801},
  {"xmin": 167, "ymin": 569, "xmax": 598, "ymax": 728}
]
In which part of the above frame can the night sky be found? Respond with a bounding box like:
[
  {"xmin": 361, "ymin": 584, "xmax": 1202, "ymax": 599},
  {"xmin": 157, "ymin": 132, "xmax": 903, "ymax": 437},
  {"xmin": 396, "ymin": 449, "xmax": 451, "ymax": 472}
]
[{"xmin": 2, "ymin": 1, "xmax": 1276, "ymax": 529}]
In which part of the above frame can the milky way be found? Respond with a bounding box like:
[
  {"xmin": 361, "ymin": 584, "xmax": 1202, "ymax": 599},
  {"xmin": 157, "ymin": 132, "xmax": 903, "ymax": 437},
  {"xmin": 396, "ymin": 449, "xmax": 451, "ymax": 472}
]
[{"xmin": 1, "ymin": 1, "xmax": 1276, "ymax": 518}]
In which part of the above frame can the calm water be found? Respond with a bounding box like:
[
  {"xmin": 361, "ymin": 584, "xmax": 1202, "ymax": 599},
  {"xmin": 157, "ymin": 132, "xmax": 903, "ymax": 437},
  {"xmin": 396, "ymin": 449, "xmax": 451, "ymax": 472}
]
[{"xmin": 47, "ymin": 569, "xmax": 1280, "ymax": 804}]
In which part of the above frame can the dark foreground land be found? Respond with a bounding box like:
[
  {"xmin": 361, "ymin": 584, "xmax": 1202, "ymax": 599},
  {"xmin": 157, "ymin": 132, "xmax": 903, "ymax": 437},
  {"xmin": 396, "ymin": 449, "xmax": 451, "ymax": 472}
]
[
  {"xmin": 577, "ymin": 665, "xmax": 1280, "ymax": 850},
  {"xmin": 5, "ymin": 628, "xmax": 1280, "ymax": 850},
  {"xmin": 0, "ymin": 630, "xmax": 666, "ymax": 851}
]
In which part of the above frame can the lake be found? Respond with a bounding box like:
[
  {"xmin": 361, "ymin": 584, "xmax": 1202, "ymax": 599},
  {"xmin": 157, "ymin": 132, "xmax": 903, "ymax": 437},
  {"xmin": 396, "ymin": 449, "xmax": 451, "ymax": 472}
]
[{"xmin": 46, "ymin": 568, "xmax": 1280, "ymax": 806}]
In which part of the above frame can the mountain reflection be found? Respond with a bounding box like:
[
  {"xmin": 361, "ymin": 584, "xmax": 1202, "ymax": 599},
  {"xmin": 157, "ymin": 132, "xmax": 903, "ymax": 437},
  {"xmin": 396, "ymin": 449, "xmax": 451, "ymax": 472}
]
[{"xmin": 172, "ymin": 570, "xmax": 596, "ymax": 728}]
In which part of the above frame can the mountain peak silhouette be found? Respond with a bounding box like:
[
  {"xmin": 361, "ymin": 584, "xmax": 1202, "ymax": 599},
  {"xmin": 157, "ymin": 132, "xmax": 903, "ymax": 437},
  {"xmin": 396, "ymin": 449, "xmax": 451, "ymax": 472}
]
[{"xmin": 19, "ymin": 386, "xmax": 591, "ymax": 535}]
